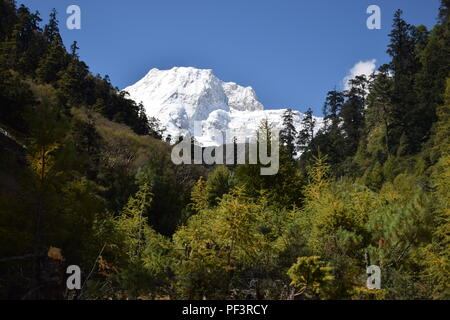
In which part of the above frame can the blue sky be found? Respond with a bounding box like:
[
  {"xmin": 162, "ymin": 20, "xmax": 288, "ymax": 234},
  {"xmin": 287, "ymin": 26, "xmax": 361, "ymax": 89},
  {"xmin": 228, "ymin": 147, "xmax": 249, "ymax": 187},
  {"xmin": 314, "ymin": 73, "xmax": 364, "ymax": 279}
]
[{"xmin": 20, "ymin": 0, "xmax": 439, "ymax": 115}]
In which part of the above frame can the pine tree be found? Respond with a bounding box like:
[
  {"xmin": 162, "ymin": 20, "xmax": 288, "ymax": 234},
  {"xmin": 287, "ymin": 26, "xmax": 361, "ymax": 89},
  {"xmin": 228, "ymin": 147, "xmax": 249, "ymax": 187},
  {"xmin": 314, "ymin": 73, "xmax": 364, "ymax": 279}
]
[
  {"xmin": 419, "ymin": 78, "xmax": 450, "ymax": 299},
  {"xmin": 1, "ymin": 5, "xmax": 44, "ymax": 74},
  {"xmin": 415, "ymin": 7, "xmax": 450, "ymax": 146},
  {"xmin": 297, "ymin": 108, "xmax": 316, "ymax": 153},
  {"xmin": 322, "ymin": 90, "xmax": 344, "ymax": 131},
  {"xmin": 70, "ymin": 41, "xmax": 79, "ymax": 58},
  {"xmin": 303, "ymin": 153, "xmax": 331, "ymax": 200},
  {"xmin": 317, "ymin": 90, "xmax": 345, "ymax": 166},
  {"xmin": 43, "ymin": 9, "xmax": 63, "ymax": 46},
  {"xmin": 57, "ymin": 58, "xmax": 89, "ymax": 104},
  {"xmin": 189, "ymin": 177, "xmax": 208, "ymax": 213},
  {"xmin": 280, "ymin": 109, "xmax": 297, "ymax": 158},
  {"xmin": 205, "ymin": 166, "xmax": 230, "ymax": 206},
  {"xmin": 366, "ymin": 65, "xmax": 394, "ymax": 156},
  {"xmin": 387, "ymin": 10, "xmax": 422, "ymax": 153},
  {"xmin": 117, "ymin": 183, "xmax": 153, "ymax": 260},
  {"xmin": 25, "ymin": 86, "xmax": 77, "ymax": 298},
  {"xmin": 0, "ymin": 0, "xmax": 17, "ymax": 42},
  {"xmin": 341, "ymin": 75, "xmax": 367, "ymax": 155},
  {"xmin": 439, "ymin": 0, "xmax": 450, "ymax": 23},
  {"xmin": 287, "ymin": 256, "xmax": 334, "ymax": 299},
  {"xmin": 36, "ymin": 39, "xmax": 68, "ymax": 83}
]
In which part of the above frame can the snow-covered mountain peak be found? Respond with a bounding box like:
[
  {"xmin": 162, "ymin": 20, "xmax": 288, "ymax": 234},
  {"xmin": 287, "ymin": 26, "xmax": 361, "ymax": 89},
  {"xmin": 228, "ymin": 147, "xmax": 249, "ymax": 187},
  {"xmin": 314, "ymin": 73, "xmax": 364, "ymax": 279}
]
[
  {"xmin": 223, "ymin": 82, "xmax": 263, "ymax": 112},
  {"xmin": 123, "ymin": 67, "xmax": 322, "ymax": 146}
]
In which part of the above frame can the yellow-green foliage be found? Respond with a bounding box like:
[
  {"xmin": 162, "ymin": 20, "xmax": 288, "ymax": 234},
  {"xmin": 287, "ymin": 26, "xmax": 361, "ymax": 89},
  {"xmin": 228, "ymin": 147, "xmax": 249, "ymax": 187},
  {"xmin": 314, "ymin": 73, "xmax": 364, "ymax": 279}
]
[
  {"xmin": 173, "ymin": 188, "xmax": 285, "ymax": 299},
  {"xmin": 189, "ymin": 176, "xmax": 208, "ymax": 213},
  {"xmin": 351, "ymin": 286, "xmax": 388, "ymax": 300},
  {"xmin": 301, "ymin": 155, "xmax": 375, "ymax": 258},
  {"xmin": 86, "ymin": 183, "xmax": 175, "ymax": 299},
  {"xmin": 367, "ymin": 174, "xmax": 433, "ymax": 268},
  {"xmin": 72, "ymin": 107, "xmax": 170, "ymax": 173},
  {"xmin": 416, "ymin": 79, "xmax": 450, "ymax": 299},
  {"xmin": 116, "ymin": 183, "xmax": 153, "ymax": 261},
  {"xmin": 418, "ymin": 155, "xmax": 450, "ymax": 299},
  {"xmin": 298, "ymin": 153, "xmax": 439, "ymax": 299},
  {"xmin": 173, "ymin": 188, "xmax": 257, "ymax": 298},
  {"xmin": 287, "ymin": 256, "xmax": 334, "ymax": 299}
]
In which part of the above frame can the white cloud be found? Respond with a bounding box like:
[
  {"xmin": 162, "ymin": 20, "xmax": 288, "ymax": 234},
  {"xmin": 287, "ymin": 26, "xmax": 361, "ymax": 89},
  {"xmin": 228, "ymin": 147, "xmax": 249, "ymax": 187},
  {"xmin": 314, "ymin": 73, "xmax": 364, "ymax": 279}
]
[{"xmin": 343, "ymin": 59, "xmax": 377, "ymax": 90}]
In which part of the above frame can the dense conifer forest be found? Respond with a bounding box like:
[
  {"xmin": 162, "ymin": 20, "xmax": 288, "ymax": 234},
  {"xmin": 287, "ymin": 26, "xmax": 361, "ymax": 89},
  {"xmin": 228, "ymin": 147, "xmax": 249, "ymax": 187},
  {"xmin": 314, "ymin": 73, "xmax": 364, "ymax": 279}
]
[{"xmin": 0, "ymin": 0, "xmax": 449, "ymax": 299}]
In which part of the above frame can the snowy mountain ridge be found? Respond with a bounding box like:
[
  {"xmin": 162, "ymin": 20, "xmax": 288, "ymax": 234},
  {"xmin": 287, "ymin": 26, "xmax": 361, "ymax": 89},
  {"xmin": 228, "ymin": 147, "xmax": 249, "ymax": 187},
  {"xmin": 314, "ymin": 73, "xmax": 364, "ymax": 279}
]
[{"xmin": 123, "ymin": 67, "xmax": 322, "ymax": 146}]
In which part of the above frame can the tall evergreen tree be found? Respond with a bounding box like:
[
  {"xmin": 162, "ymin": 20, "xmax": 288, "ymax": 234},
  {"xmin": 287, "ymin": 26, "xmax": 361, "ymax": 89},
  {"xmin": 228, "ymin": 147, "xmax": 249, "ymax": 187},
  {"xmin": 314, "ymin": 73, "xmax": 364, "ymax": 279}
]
[
  {"xmin": 414, "ymin": 5, "xmax": 450, "ymax": 148},
  {"xmin": 36, "ymin": 39, "xmax": 68, "ymax": 83},
  {"xmin": 318, "ymin": 90, "xmax": 345, "ymax": 165},
  {"xmin": 439, "ymin": 0, "xmax": 450, "ymax": 23},
  {"xmin": 341, "ymin": 75, "xmax": 367, "ymax": 155},
  {"xmin": 280, "ymin": 109, "xmax": 297, "ymax": 158},
  {"xmin": 43, "ymin": 9, "xmax": 63, "ymax": 46},
  {"xmin": 297, "ymin": 108, "xmax": 316, "ymax": 154},
  {"xmin": 322, "ymin": 90, "xmax": 344, "ymax": 131},
  {"xmin": 387, "ymin": 10, "xmax": 422, "ymax": 153},
  {"xmin": 70, "ymin": 40, "xmax": 79, "ymax": 58},
  {"xmin": 1, "ymin": 5, "xmax": 44, "ymax": 74},
  {"xmin": 57, "ymin": 58, "xmax": 89, "ymax": 105},
  {"xmin": 366, "ymin": 65, "xmax": 394, "ymax": 156},
  {"xmin": 0, "ymin": 0, "xmax": 17, "ymax": 42}
]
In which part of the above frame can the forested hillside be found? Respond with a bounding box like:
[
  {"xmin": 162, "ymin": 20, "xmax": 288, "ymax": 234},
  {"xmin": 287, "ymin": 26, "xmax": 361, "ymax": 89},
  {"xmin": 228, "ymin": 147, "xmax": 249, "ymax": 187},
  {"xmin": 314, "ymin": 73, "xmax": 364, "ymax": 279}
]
[{"xmin": 0, "ymin": 0, "xmax": 449, "ymax": 300}]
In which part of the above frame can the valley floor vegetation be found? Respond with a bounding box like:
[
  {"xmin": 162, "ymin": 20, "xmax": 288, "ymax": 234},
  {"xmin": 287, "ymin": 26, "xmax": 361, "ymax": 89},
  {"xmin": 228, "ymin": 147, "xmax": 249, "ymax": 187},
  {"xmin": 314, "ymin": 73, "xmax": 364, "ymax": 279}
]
[{"xmin": 0, "ymin": 0, "xmax": 449, "ymax": 299}]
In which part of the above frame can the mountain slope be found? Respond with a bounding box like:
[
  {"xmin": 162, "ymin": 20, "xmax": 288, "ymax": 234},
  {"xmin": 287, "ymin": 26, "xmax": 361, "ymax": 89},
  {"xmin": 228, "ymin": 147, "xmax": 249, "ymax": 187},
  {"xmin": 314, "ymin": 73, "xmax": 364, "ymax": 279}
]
[{"xmin": 124, "ymin": 67, "xmax": 322, "ymax": 146}]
